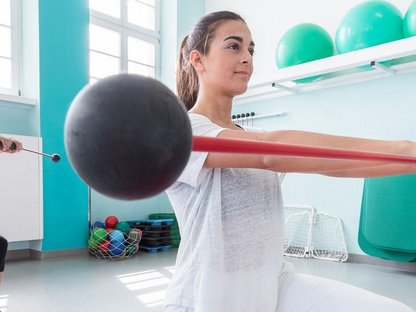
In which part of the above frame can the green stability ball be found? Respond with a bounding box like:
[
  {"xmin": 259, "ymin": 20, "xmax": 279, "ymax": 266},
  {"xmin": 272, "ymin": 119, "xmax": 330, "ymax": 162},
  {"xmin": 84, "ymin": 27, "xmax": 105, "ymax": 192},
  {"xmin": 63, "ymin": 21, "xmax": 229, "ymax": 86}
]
[
  {"xmin": 335, "ymin": 0, "xmax": 403, "ymax": 54},
  {"xmin": 404, "ymin": 1, "xmax": 416, "ymax": 37},
  {"xmin": 275, "ymin": 23, "xmax": 334, "ymax": 83}
]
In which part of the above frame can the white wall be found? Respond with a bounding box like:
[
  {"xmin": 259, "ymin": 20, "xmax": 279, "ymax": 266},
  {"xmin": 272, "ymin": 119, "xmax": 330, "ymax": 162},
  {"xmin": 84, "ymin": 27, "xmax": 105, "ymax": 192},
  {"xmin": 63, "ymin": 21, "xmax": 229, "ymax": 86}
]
[
  {"xmin": 236, "ymin": 72, "xmax": 416, "ymax": 255},
  {"xmin": 90, "ymin": 191, "xmax": 173, "ymax": 224},
  {"xmin": 206, "ymin": 0, "xmax": 416, "ymax": 255}
]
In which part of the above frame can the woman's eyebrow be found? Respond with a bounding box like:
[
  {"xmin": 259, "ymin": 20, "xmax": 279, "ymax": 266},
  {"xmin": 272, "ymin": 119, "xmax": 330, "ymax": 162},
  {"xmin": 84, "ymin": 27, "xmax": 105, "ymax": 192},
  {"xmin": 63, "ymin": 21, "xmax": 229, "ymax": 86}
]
[{"xmin": 224, "ymin": 35, "xmax": 255, "ymax": 47}]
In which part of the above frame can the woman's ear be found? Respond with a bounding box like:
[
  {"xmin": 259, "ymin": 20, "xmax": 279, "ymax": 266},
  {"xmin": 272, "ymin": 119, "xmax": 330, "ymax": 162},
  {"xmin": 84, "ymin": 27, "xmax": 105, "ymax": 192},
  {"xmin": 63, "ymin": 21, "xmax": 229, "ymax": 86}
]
[{"xmin": 189, "ymin": 50, "xmax": 205, "ymax": 73}]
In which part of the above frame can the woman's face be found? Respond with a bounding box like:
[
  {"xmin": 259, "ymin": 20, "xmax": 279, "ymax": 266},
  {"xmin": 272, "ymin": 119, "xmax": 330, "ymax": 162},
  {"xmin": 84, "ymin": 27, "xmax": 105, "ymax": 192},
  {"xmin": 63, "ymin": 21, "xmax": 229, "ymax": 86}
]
[{"xmin": 199, "ymin": 20, "xmax": 255, "ymax": 97}]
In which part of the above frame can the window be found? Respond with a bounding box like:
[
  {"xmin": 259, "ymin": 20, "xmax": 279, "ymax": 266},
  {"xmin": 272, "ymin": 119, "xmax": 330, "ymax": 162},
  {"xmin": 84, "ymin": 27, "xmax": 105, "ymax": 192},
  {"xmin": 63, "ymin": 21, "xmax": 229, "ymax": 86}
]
[
  {"xmin": 89, "ymin": 0, "xmax": 159, "ymax": 84},
  {"xmin": 0, "ymin": 0, "xmax": 20, "ymax": 96}
]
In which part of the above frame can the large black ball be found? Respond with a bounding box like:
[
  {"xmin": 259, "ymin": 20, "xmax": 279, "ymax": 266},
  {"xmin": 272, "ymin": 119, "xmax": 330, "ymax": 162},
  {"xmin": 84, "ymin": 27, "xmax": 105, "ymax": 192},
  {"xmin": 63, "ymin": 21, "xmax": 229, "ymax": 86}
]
[{"xmin": 64, "ymin": 74, "xmax": 192, "ymax": 200}]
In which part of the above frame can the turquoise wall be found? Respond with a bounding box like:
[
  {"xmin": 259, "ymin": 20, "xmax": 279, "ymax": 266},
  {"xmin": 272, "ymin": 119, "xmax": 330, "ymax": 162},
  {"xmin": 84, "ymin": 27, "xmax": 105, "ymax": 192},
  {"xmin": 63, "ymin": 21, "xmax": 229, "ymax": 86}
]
[{"xmin": 39, "ymin": 0, "xmax": 89, "ymax": 251}]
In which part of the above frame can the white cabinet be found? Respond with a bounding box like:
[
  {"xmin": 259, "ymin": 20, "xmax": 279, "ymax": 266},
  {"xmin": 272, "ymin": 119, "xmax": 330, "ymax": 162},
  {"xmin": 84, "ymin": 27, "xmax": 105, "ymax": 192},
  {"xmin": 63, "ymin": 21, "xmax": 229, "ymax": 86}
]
[{"xmin": 0, "ymin": 134, "xmax": 43, "ymax": 242}]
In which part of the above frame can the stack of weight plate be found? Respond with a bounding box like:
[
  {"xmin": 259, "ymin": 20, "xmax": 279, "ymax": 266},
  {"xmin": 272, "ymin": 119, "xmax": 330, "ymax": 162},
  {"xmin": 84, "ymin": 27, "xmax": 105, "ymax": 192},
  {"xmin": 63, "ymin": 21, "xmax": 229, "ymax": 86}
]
[
  {"xmin": 149, "ymin": 213, "xmax": 181, "ymax": 248},
  {"xmin": 130, "ymin": 218, "xmax": 173, "ymax": 253}
]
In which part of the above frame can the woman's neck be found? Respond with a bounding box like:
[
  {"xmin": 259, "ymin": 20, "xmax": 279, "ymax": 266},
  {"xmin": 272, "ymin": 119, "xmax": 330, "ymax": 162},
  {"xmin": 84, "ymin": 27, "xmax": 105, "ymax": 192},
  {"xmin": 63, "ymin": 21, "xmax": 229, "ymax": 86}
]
[{"xmin": 189, "ymin": 89, "xmax": 240, "ymax": 130}]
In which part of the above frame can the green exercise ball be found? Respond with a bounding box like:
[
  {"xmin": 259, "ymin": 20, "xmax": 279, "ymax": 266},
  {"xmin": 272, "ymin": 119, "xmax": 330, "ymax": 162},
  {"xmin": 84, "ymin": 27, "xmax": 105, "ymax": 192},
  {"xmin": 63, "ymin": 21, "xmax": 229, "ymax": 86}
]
[
  {"xmin": 91, "ymin": 228, "xmax": 108, "ymax": 243},
  {"xmin": 404, "ymin": 1, "xmax": 416, "ymax": 37},
  {"xmin": 275, "ymin": 23, "xmax": 334, "ymax": 83},
  {"xmin": 336, "ymin": 0, "xmax": 403, "ymax": 54}
]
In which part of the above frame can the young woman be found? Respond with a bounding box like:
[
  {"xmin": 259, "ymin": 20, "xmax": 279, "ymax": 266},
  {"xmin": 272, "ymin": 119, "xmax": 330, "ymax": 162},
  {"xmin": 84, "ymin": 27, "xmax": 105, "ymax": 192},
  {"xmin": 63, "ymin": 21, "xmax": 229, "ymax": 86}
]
[{"xmin": 164, "ymin": 10, "xmax": 416, "ymax": 312}]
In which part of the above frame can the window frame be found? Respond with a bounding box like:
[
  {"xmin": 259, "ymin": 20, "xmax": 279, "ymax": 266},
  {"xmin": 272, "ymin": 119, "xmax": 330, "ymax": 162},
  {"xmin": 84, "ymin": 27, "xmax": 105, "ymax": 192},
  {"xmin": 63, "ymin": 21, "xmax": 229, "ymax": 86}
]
[
  {"xmin": 89, "ymin": 0, "xmax": 161, "ymax": 81},
  {"xmin": 0, "ymin": 0, "xmax": 22, "ymax": 96}
]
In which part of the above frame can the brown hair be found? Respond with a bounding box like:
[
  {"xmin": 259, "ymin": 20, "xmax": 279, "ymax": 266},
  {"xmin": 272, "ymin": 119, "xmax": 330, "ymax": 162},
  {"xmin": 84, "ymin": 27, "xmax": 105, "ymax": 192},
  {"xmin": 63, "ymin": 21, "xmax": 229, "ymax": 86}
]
[{"xmin": 176, "ymin": 11, "xmax": 246, "ymax": 110}]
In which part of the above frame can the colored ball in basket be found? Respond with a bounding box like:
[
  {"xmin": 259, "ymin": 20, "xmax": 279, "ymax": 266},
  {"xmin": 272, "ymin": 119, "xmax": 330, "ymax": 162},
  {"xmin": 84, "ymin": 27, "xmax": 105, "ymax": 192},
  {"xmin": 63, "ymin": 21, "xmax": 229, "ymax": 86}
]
[
  {"xmin": 105, "ymin": 215, "xmax": 119, "ymax": 229},
  {"xmin": 275, "ymin": 23, "xmax": 334, "ymax": 83},
  {"xmin": 127, "ymin": 228, "xmax": 143, "ymax": 244},
  {"xmin": 335, "ymin": 0, "xmax": 403, "ymax": 54},
  {"xmin": 115, "ymin": 221, "xmax": 130, "ymax": 234},
  {"xmin": 98, "ymin": 240, "xmax": 110, "ymax": 253},
  {"xmin": 88, "ymin": 238, "xmax": 98, "ymax": 250},
  {"xmin": 91, "ymin": 228, "xmax": 108, "ymax": 243},
  {"xmin": 404, "ymin": 1, "xmax": 416, "ymax": 37},
  {"xmin": 64, "ymin": 73, "xmax": 193, "ymax": 200},
  {"xmin": 109, "ymin": 241, "xmax": 125, "ymax": 256},
  {"xmin": 109, "ymin": 229, "xmax": 124, "ymax": 243},
  {"xmin": 93, "ymin": 221, "xmax": 106, "ymax": 229},
  {"xmin": 125, "ymin": 243, "xmax": 139, "ymax": 255}
]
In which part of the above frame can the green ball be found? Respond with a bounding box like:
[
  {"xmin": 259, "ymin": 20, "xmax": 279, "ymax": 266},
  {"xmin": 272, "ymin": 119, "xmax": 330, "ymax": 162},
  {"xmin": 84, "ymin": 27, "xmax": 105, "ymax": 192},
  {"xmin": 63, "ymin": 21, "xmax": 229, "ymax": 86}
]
[
  {"xmin": 115, "ymin": 221, "xmax": 130, "ymax": 234},
  {"xmin": 91, "ymin": 228, "xmax": 108, "ymax": 243},
  {"xmin": 404, "ymin": 1, "xmax": 416, "ymax": 37},
  {"xmin": 336, "ymin": 0, "xmax": 403, "ymax": 54},
  {"xmin": 88, "ymin": 238, "xmax": 98, "ymax": 250},
  {"xmin": 275, "ymin": 23, "xmax": 334, "ymax": 83},
  {"xmin": 125, "ymin": 243, "xmax": 139, "ymax": 256}
]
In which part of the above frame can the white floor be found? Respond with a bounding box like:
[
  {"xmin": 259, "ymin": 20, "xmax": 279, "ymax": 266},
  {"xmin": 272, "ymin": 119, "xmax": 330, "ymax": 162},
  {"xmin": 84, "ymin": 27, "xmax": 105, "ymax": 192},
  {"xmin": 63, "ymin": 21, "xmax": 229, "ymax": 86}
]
[{"xmin": 1, "ymin": 249, "xmax": 416, "ymax": 312}]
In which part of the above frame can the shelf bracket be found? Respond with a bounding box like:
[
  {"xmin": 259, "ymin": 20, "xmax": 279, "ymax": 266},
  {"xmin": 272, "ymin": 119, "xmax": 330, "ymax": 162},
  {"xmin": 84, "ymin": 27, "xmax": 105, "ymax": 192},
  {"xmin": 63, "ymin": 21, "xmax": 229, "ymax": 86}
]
[
  {"xmin": 370, "ymin": 61, "xmax": 396, "ymax": 75},
  {"xmin": 271, "ymin": 82, "xmax": 298, "ymax": 94}
]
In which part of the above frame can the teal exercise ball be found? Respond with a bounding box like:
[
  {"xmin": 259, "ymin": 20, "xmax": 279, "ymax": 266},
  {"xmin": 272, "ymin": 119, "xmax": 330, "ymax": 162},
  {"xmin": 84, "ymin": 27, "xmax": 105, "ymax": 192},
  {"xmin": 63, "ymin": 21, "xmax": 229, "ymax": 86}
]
[
  {"xmin": 335, "ymin": 0, "xmax": 403, "ymax": 54},
  {"xmin": 404, "ymin": 1, "xmax": 416, "ymax": 37},
  {"xmin": 115, "ymin": 221, "xmax": 130, "ymax": 234},
  {"xmin": 275, "ymin": 23, "xmax": 334, "ymax": 83}
]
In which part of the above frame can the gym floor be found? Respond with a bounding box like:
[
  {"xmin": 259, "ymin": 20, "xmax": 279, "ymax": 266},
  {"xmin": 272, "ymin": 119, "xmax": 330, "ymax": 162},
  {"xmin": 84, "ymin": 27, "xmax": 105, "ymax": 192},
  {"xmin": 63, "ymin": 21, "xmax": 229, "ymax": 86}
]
[{"xmin": 1, "ymin": 250, "xmax": 416, "ymax": 312}]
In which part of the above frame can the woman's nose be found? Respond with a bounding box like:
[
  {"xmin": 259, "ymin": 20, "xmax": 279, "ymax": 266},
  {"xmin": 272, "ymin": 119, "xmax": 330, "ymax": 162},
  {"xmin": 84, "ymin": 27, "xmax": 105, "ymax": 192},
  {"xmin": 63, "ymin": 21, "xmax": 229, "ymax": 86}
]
[
  {"xmin": 241, "ymin": 50, "xmax": 252, "ymax": 64},
  {"xmin": 241, "ymin": 56, "xmax": 250, "ymax": 64}
]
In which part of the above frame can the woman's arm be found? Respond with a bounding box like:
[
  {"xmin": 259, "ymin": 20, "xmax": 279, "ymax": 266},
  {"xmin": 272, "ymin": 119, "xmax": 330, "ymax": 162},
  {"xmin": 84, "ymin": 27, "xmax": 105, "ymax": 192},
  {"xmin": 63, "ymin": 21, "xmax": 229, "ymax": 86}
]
[{"xmin": 204, "ymin": 129, "xmax": 416, "ymax": 178}]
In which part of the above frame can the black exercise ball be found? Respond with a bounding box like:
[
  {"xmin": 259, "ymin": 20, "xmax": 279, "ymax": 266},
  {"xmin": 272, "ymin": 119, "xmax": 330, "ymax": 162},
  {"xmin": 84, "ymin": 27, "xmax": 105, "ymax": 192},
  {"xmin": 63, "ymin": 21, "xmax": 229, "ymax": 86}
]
[{"xmin": 64, "ymin": 74, "xmax": 192, "ymax": 200}]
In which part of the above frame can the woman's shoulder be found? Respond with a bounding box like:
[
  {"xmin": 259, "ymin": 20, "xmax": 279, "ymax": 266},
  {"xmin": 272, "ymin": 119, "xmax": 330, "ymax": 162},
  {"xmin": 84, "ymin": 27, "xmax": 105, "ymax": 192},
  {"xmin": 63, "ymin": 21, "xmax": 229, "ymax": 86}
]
[
  {"xmin": 188, "ymin": 113, "xmax": 226, "ymax": 137},
  {"xmin": 188, "ymin": 112, "xmax": 212, "ymax": 124}
]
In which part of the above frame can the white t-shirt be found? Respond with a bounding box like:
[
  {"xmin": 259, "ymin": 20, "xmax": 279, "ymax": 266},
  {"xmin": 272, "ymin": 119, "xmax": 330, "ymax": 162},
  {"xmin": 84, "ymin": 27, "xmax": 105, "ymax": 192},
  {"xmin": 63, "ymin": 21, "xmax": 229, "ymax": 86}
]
[{"xmin": 164, "ymin": 113, "xmax": 285, "ymax": 312}]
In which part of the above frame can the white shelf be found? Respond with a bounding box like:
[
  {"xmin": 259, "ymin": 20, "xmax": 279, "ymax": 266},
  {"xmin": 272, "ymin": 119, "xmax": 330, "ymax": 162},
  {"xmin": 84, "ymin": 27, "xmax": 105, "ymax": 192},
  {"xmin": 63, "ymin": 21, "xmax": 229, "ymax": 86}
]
[{"xmin": 235, "ymin": 36, "xmax": 416, "ymax": 105}]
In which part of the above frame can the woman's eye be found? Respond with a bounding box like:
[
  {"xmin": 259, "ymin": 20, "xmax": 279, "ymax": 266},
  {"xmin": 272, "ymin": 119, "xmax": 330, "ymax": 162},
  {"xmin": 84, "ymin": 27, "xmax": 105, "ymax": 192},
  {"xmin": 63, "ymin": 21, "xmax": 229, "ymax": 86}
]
[
  {"xmin": 229, "ymin": 43, "xmax": 239, "ymax": 50},
  {"xmin": 249, "ymin": 48, "xmax": 255, "ymax": 56}
]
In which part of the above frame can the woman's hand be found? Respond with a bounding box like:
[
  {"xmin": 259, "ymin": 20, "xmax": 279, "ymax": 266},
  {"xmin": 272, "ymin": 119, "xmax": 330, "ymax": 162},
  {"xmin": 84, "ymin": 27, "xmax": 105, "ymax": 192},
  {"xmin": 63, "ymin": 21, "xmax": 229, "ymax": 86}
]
[{"xmin": 0, "ymin": 136, "xmax": 23, "ymax": 153}]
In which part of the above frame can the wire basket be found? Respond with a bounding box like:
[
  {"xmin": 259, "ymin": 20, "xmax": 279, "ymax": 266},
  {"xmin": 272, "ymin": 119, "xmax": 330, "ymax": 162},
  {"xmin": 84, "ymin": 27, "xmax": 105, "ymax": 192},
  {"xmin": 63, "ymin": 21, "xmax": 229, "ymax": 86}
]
[{"xmin": 88, "ymin": 222, "xmax": 142, "ymax": 260}]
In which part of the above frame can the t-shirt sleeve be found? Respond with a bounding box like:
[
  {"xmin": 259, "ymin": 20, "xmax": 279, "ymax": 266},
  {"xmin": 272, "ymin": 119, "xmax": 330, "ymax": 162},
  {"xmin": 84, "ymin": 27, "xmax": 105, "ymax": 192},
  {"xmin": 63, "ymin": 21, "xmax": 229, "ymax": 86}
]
[{"xmin": 176, "ymin": 114, "xmax": 226, "ymax": 187}]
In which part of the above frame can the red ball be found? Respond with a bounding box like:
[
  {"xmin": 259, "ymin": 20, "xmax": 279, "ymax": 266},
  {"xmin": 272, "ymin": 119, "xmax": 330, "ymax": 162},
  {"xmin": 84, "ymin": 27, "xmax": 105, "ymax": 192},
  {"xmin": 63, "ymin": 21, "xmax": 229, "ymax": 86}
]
[
  {"xmin": 98, "ymin": 240, "xmax": 110, "ymax": 252},
  {"xmin": 105, "ymin": 216, "xmax": 118, "ymax": 228}
]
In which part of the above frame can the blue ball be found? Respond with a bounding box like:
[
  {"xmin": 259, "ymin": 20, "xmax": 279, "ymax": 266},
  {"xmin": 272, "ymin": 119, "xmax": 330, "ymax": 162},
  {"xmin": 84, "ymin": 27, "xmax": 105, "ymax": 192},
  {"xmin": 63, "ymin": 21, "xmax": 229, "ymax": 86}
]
[
  {"xmin": 93, "ymin": 221, "xmax": 106, "ymax": 229},
  {"xmin": 109, "ymin": 241, "xmax": 125, "ymax": 256},
  {"xmin": 109, "ymin": 230, "xmax": 124, "ymax": 243}
]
